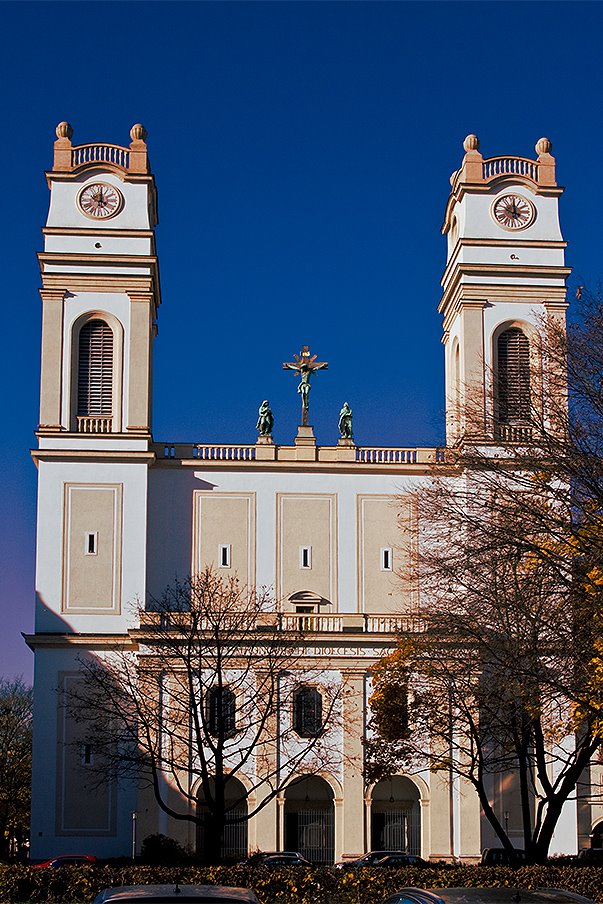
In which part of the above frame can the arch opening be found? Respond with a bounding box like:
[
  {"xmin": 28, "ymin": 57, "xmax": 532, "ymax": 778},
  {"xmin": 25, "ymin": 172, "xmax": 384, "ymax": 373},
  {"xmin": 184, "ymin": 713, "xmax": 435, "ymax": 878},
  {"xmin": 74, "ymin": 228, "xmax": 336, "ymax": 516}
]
[
  {"xmin": 284, "ymin": 775, "xmax": 334, "ymax": 864},
  {"xmin": 371, "ymin": 776, "xmax": 421, "ymax": 855},
  {"xmin": 196, "ymin": 775, "xmax": 248, "ymax": 863}
]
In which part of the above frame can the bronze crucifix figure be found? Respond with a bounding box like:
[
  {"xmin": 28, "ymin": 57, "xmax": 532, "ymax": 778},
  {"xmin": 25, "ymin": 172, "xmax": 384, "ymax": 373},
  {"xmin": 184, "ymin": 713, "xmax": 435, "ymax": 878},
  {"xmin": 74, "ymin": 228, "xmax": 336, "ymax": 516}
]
[{"xmin": 282, "ymin": 346, "xmax": 329, "ymax": 426}]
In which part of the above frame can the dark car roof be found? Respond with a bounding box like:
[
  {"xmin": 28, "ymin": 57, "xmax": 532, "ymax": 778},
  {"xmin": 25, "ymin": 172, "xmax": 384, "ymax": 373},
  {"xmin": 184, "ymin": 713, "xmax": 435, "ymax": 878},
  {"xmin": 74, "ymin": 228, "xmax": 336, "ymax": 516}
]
[
  {"xmin": 94, "ymin": 886, "xmax": 259, "ymax": 904},
  {"xmin": 429, "ymin": 890, "xmax": 596, "ymax": 904}
]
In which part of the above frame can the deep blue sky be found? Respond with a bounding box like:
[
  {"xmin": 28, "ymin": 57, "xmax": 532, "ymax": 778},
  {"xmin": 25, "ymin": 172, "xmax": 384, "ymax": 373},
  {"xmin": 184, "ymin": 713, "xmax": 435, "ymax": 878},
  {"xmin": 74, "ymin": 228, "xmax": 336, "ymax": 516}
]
[{"xmin": 1, "ymin": 1, "xmax": 601, "ymax": 680}]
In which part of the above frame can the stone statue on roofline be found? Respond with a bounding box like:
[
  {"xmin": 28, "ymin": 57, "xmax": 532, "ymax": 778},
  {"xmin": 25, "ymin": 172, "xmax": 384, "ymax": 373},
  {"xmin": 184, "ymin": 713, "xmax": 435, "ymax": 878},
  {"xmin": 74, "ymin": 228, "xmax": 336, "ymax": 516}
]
[
  {"xmin": 338, "ymin": 401, "xmax": 353, "ymax": 439},
  {"xmin": 256, "ymin": 400, "xmax": 274, "ymax": 437}
]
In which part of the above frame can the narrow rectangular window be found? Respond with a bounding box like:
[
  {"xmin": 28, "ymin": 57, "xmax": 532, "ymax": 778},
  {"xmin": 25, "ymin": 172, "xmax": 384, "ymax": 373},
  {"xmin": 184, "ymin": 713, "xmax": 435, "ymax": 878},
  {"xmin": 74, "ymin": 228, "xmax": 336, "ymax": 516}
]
[
  {"xmin": 219, "ymin": 544, "xmax": 231, "ymax": 568},
  {"xmin": 300, "ymin": 546, "xmax": 312, "ymax": 569},
  {"xmin": 381, "ymin": 547, "xmax": 393, "ymax": 571},
  {"xmin": 81, "ymin": 743, "xmax": 93, "ymax": 766},
  {"xmin": 85, "ymin": 532, "xmax": 98, "ymax": 556}
]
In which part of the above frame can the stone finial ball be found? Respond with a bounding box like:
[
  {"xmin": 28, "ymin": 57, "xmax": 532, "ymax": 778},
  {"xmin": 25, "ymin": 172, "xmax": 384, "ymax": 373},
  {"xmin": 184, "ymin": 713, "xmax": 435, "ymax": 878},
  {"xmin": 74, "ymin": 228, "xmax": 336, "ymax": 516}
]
[
  {"xmin": 130, "ymin": 123, "xmax": 148, "ymax": 142},
  {"xmin": 55, "ymin": 121, "xmax": 73, "ymax": 140},
  {"xmin": 463, "ymin": 134, "xmax": 480, "ymax": 152},
  {"xmin": 535, "ymin": 137, "xmax": 552, "ymax": 155}
]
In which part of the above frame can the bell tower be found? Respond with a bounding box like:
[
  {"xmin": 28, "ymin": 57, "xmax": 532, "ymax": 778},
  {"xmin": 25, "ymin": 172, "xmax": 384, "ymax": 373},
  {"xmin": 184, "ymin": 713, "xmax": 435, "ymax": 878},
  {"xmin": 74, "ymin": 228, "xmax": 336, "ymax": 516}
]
[
  {"xmin": 440, "ymin": 134, "xmax": 570, "ymax": 445},
  {"xmin": 38, "ymin": 121, "xmax": 160, "ymax": 441}
]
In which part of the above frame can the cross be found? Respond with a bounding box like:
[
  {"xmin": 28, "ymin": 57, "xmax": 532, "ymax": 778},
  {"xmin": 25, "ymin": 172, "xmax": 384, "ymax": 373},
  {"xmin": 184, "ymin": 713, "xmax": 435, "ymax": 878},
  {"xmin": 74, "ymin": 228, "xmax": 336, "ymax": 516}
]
[{"xmin": 282, "ymin": 346, "xmax": 329, "ymax": 426}]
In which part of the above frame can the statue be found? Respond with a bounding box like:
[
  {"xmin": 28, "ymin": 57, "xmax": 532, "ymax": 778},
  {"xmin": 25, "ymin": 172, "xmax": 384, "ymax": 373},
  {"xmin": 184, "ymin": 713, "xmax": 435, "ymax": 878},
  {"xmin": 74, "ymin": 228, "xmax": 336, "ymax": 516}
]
[
  {"xmin": 338, "ymin": 401, "xmax": 353, "ymax": 439},
  {"xmin": 282, "ymin": 346, "xmax": 329, "ymax": 426},
  {"xmin": 256, "ymin": 400, "xmax": 274, "ymax": 437}
]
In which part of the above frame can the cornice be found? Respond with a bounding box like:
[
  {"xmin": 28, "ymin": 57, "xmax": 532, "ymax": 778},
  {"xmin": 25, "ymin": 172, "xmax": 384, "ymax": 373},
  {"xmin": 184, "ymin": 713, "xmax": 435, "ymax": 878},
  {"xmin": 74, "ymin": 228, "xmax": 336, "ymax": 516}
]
[
  {"xmin": 154, "ymin": 457, "xmax": 454, "ymax": 476},
  {"xmin": 39, "ymin": 272, "xmax": 157, "ymax": 295},
  {"xmin": 23, "ymin": 632, "xmax": 137, "ymax": 650},
  {"xmin": 43, "ymin": 227, "xmax": 155, "ymax": 239},
  {"xmin": 440, "ymin": 263, "xmax": 571, "ymax": 318},
  {"xmin": 38, "ymin": 251, "xmax": 158, "ymax": 268},
  {"xmin": 31, "ymin": 449, "xmax": 156, "ymax": 465},
  {"xmin": 439, "ymin": 282, "xmax": 569, "ymax": 332}
]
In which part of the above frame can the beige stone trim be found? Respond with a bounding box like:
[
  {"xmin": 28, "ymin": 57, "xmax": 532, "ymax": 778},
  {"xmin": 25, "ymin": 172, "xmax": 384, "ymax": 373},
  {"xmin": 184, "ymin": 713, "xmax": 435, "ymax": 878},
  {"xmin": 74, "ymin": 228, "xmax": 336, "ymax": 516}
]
[
  {"xmin": 38, "ymin": 251, "xmax": 159, "ymax": 268},
  {"xmin": 440, "ymin": 281, "xmax": 569, "ymax": 327},
  {"xmin": 23, "ymin": 633, "xmax": 136, "ymax": 649},
  {"xmin": 39, "ymin": 289, "xmax": 65, "ymax": 429},
  {"xmin": 40, "ymin": 272, "xmax": 159, "ymax": 298},
  {"xmin": 62, "ymin": 483, "xmax": 123, "ymax": 615},
  {"xmin": 126, "ymin": 294, "xmax": 153, "ymax": 432},
  {"xmin": 276, "ymin": 493, "xmax": 338, "ymax": 607},
  {"xmin": 43, "ymin": 227, "xmax": 155, "ymax": 239},
  {"xmin": 163, "ymin": 458, "xmax": 441, "ymax": 476},
  {"xmin": 56, "ymin": 672, "xmax": 118, "ymax": 836},
  {"xmin": 192, "ymin": 491, "xmax": 257, "ymax": 588},
  {"xmin": 31, "ymin": 450, "xmax": 155, "ymax": 464}
]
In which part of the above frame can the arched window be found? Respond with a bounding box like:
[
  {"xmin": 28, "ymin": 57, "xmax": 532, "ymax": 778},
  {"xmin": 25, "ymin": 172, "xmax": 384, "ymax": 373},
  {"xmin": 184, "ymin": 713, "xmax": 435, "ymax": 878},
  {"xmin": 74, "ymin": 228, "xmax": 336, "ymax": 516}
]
[
  {"xmin": 77, "ymin": 319, "xmax": 114, "ymax": 420},
  {"xmin": 497, "ymin": 327, "xmax": 531, "ymax": 423},
  {"xmin": 293, "ymin": 685, "xmax": 323, "ymax": 738},
  {"xmin": 206, "ymin": 686, "xmax": 237, "ymax": 738}
]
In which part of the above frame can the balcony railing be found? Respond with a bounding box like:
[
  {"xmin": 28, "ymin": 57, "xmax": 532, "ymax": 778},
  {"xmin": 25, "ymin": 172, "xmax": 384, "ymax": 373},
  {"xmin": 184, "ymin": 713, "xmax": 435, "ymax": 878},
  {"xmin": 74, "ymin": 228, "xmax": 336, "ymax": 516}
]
[
  {"xmin": 496, "ymin": 423, "xmax": 533, "ymax": 443},
  {"xmin": 72, "ymin": 144, "xmax": 130, "ymax": 170},
  {"xmin": 157, "ymin": 442, "xmax": 446, "ymax": 465},
  {"xmin": 482, "ymin": 156, "xmax": 538, "ymax": 182},
  {"xmin": 77, "ymin": 416, "xmax": 113, "ymax": 434},
  {"xmin": 139, "ymin": 610, "xmax": 425, "ymax": 635}
]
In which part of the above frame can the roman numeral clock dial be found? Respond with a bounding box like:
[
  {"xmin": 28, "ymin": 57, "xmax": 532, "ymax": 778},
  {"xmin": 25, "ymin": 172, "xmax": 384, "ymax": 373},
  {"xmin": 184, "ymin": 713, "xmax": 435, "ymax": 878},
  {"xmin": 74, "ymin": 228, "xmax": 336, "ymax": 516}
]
[
  {"xmin": 492, "ymin": 193, "xmax": 535, "ymax": 230},
  {"xmin": 78, "ymin": 182, "xmax": 124, "ymax": 219}
]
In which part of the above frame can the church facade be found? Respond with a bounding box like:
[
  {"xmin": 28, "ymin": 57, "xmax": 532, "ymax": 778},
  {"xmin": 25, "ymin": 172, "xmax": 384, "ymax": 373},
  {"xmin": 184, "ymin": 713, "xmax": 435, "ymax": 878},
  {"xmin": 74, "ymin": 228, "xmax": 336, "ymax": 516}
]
[{"xmin": 28, "ymin": 123, "xmax": 600, "ymax": 862}]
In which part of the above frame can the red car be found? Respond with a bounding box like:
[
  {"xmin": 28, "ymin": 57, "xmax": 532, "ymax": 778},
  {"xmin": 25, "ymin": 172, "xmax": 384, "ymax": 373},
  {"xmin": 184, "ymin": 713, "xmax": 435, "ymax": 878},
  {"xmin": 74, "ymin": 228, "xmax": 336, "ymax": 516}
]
[{"xmin": 33, "ymin": 854, "xmax": 98, "ymax": 869}]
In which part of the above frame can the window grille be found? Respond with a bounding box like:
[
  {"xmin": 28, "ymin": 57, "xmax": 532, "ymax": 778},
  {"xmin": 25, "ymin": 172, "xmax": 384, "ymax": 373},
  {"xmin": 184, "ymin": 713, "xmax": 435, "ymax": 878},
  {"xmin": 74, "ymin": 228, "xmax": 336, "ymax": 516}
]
[
  {"xmin": 497, "ymin": 328, "xmax": 531, "ymax": 423},
  {"xmin": 293, "ymin": 686, "xmax": 323, "ymax": 737},
  {"xmin": 206, "ymin": 686, "xmax": 237, "ymax": 738},
  {"xmin": 77, "ymin": 320, "xmax": 114, "ymax": 416}
]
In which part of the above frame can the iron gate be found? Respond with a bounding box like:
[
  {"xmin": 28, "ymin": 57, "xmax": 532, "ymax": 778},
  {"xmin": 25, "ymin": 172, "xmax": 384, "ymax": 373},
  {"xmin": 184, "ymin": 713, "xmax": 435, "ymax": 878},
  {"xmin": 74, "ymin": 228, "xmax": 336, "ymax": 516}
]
[
  {"xmin": 296, "ymin": 808, "xmax": 334, "ymax": 864},
  {"xmin": 381, "ymin": 808, "xmax": 421, "ymax": 855}
]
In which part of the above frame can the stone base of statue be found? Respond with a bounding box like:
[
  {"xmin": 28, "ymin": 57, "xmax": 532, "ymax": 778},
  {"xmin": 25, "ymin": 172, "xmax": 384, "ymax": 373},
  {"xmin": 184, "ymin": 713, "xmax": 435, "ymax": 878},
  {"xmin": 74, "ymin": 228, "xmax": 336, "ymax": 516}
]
[
  {"xmin": 336, "ymin": 436, "xmax": 356, "ymax": 461},
  {"xmin": 255, "ymin": 434, "xmax": 276, "ymax": 460},
  {"xmin": 294, "ymin": 425, "xmax": 316, "ymax": 447}
]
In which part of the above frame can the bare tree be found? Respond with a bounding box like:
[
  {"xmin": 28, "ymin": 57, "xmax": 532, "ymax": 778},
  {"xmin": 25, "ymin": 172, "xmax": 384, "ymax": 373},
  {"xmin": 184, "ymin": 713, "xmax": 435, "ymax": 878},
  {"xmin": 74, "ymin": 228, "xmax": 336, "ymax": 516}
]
[
  {"xmin": 0, "ymin": 677, "xmax": 32, "ymax": 860},
  {"xmin": 66, "ymin": 568, "xmax": 343, "ymax": 864},
  {"xmin": 368, "ymin": 289, "xmax": 603, "ymax": 863}
]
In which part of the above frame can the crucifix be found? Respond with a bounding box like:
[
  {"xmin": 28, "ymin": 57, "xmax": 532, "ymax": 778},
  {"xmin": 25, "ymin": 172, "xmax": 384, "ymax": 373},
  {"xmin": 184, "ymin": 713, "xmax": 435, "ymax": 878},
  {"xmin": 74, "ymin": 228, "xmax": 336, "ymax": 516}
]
[{"xmin": 282, "ymin": 346, "xmax": 329, "ymax": 426}]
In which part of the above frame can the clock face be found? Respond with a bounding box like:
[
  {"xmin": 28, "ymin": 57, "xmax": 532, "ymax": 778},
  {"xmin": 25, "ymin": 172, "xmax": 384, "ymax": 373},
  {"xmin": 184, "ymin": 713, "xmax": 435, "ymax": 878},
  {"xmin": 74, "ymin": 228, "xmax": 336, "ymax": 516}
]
[
  {"xmin": 78, "ymin": 182, "xmax": 123, "ymax": 220},
  {"xmin": 492, "ymin": 194, "xmax": 535, "ymax": 231}
]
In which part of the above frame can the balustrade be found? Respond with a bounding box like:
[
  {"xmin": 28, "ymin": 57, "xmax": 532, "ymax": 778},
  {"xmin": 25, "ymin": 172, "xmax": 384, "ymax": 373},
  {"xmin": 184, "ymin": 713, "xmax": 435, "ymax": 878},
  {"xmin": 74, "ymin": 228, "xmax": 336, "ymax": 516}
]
[
  {"xmin": 72, "ymin": 144, "xmax": 130, "ymax": 169},
  {"xmin": 497, "ymin": 423, "xmax": 533, "ymax": 443},
  {"xmin": 77, "ymin": 416, "xmax": 113, "ymax": 434},
  {"xmin": 482, "ymin": 156, "xmax": 538, "ymax": 182}
]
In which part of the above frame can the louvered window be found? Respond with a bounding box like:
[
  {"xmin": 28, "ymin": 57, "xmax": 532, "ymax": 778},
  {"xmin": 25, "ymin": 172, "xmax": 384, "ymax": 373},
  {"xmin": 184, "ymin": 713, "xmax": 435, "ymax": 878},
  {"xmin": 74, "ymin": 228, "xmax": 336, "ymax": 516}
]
[
  {"xmin": 77, "ymin": 320, "xmax": 113, "ymax": 416},
  {"xmin": 497, "ymin": 328, "xmax": 530, "ymax": 423}
]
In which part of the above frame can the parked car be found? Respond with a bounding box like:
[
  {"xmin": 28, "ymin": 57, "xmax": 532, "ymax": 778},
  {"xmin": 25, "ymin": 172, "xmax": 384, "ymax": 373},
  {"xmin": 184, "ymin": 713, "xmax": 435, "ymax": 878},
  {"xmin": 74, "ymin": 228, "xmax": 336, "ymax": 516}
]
[
  {"xmin": 372, "ymin": 853, "xmax": 430, "ymax": 868},
  {"xmin": 94, "ymin": 885, "xmax": 260, "ymax": 904},
  {"xmin": 240, "ymin": 850, "xmax": 311, "ymax": 867},
  {"xmin": 32, "ymin": 854, "xmax": 98, "ymax": 869},
  {"xmin": 383, "ymin": 890, "xmax": 597, "ymax": 904},
  {"xmin": 574, "ymin": 847, "xmax": 603, "ymax": 865},
  {"xmin": 480, "ymin": 847, "xmax": 526, "ymax": 866},
  {"xmin": 335, "ymin": 849, "xmax": 414, "ymax": 869}
]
